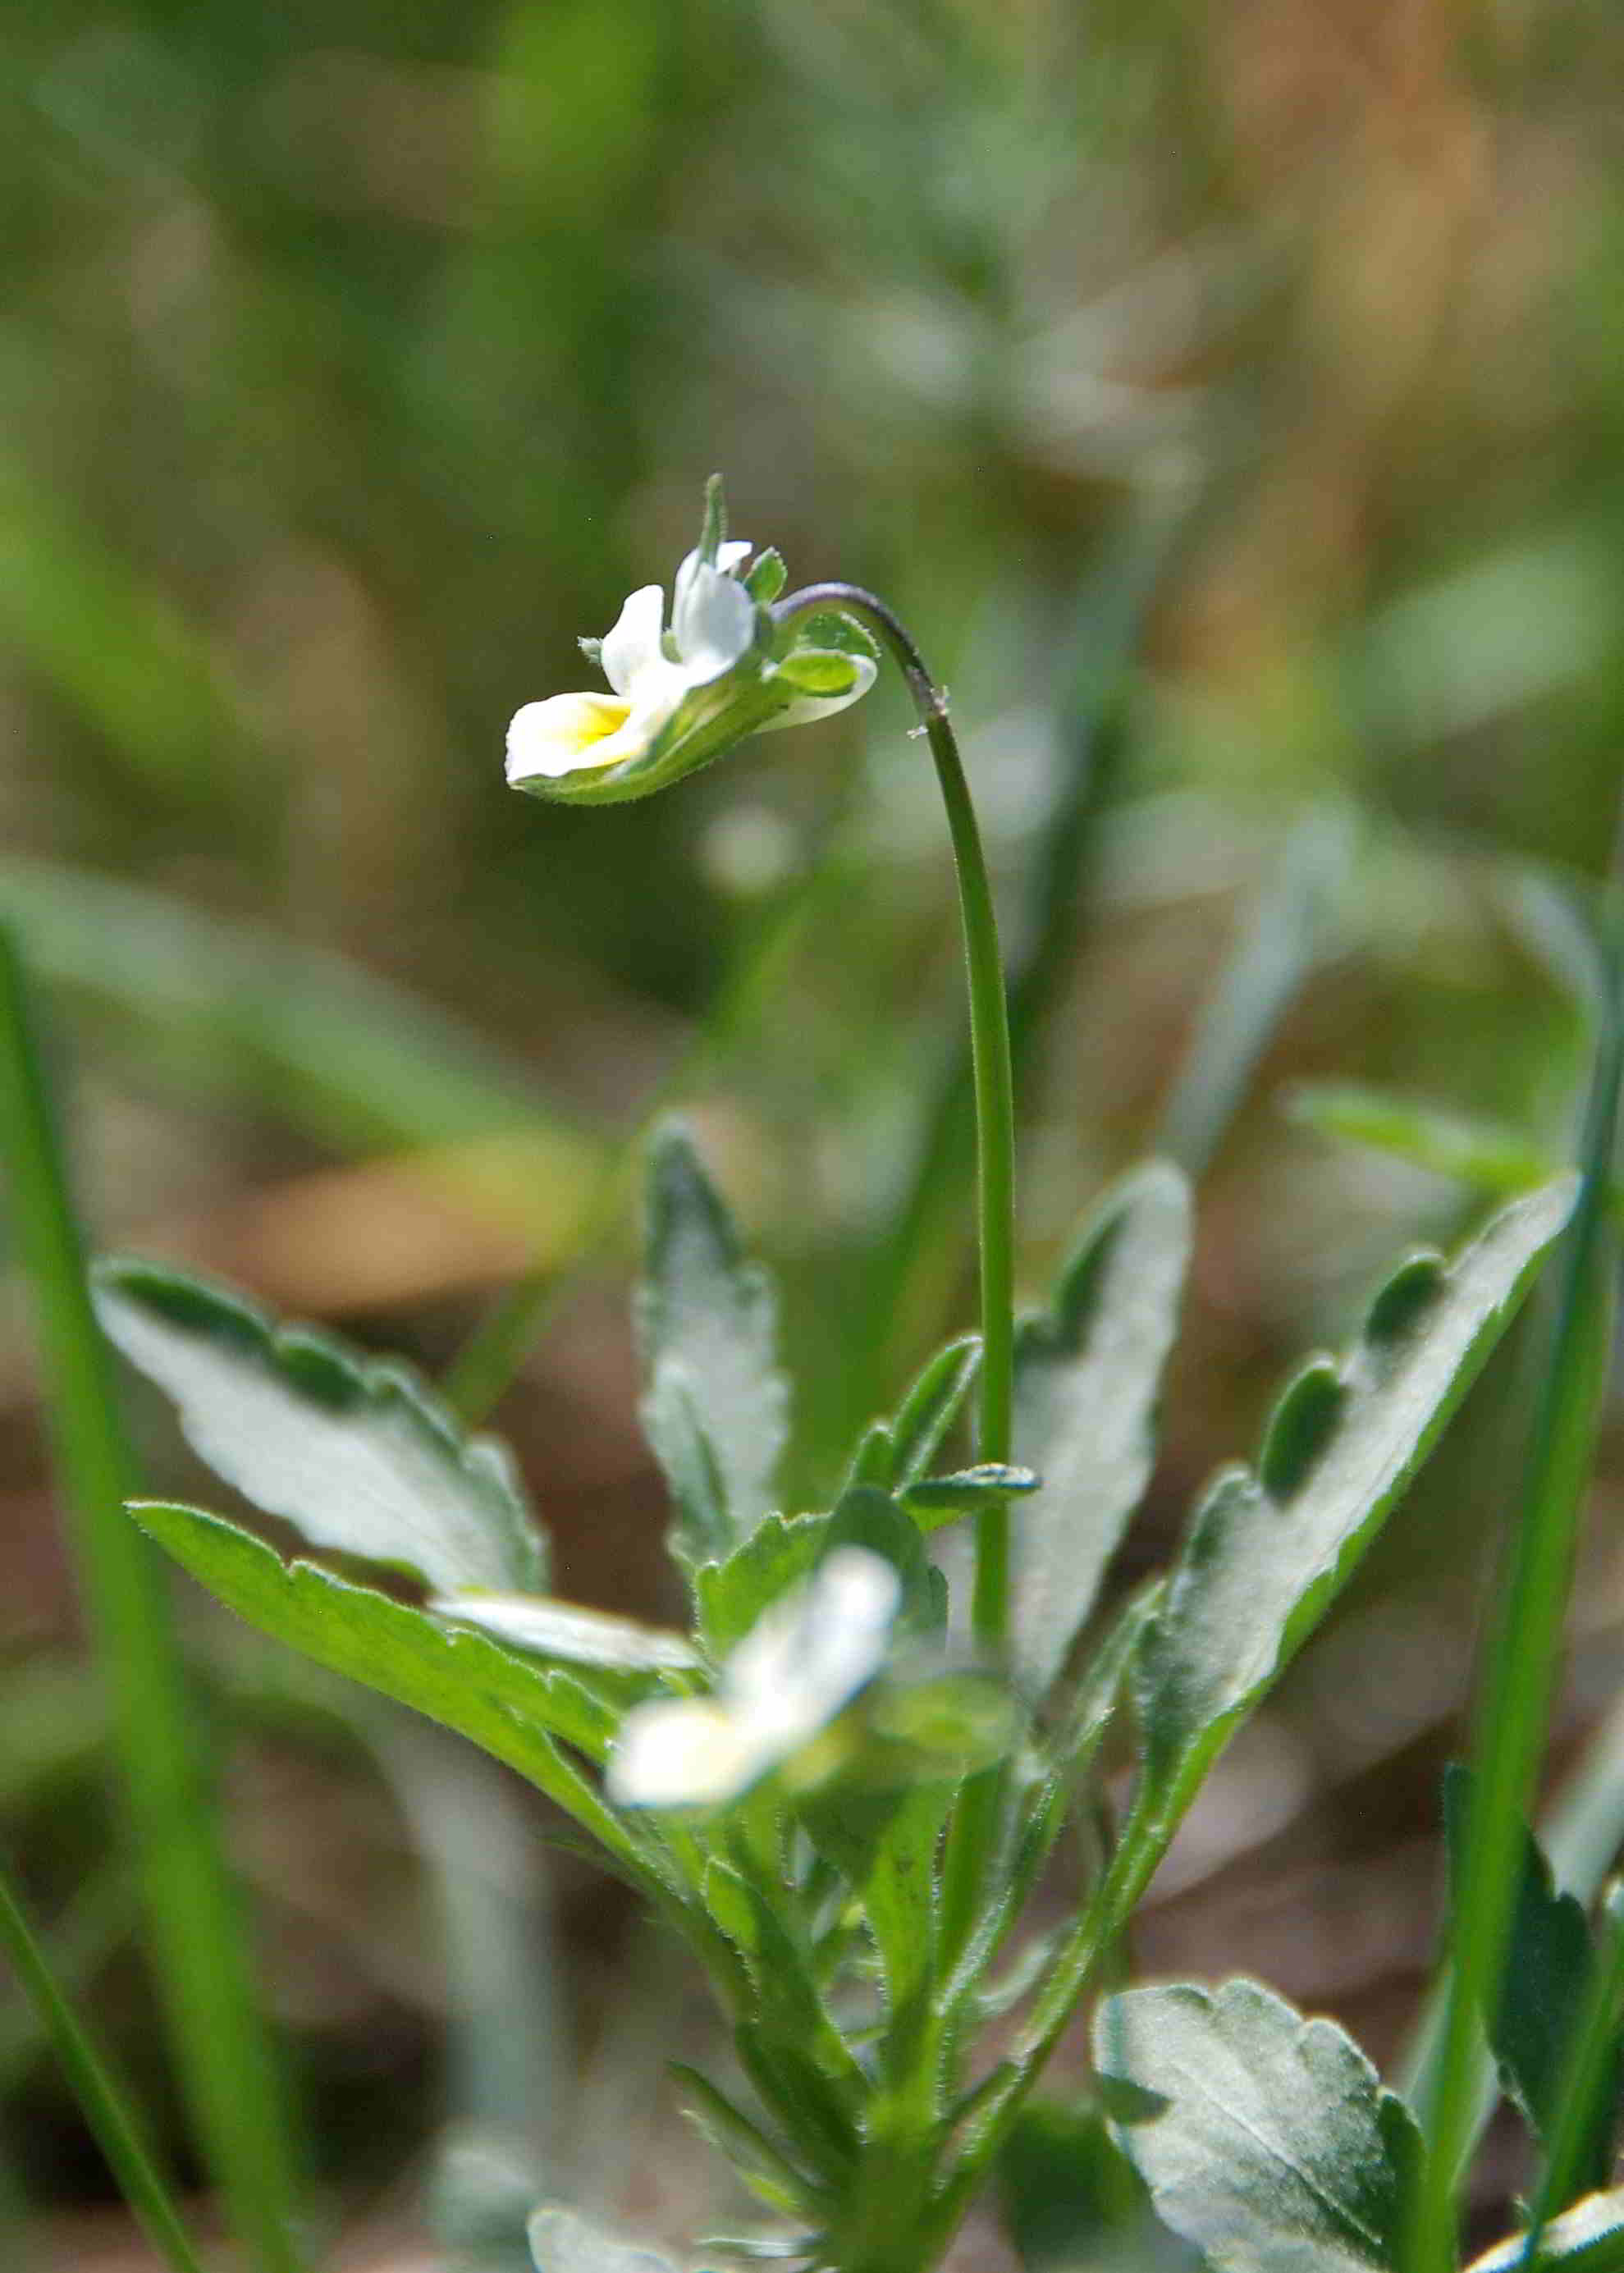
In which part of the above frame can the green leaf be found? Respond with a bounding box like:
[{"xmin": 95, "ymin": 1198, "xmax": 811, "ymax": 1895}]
[
  {"xmin": 1443, "ymin": 1764, "xmax": 1617, "ymax": 2175},
  {"xmin": 888, "ymin": 1334, "xmax": 981, "ymax": 1487},
  {"xmin": 695, "ymin": 1512, "xmax": 828, "ymax": 1654},
  {"xmin": 637, "ymin": 1123, "xmax": 788, "ymax": 1570},
  {"xmin": 900, "ymin": 1464, "xmax": 1037, "ymax": 1531},
  {"xmin": 528, "ymin": 2203, "xmax": 680, "ymax": 2273},
  {"xmin": 130, "ymin": 1502, "xmax": 649, "ymax": 1865},
  {"xmin": 1287, "ymin": 1082, "xmax": 1559, "ymax": 1202},
  {"xmin": 998, "ymin": 2097, "xmax": 1201, "ymax": 2272},
  {"xmin": 1133, "ymin": 1179, "xmax": 1573, "ymax": 1838},
  {"xmin": 840, "ymin": 1333, "xmax": 980, "ymax": 1498},
  {"xmin": 1096, "ymin": 1978, "xmax": 1423, "ymax": 2272},
  {"xmin": 97, "ymin": 1260, "xmax": 545, "ymax": 1596},
  {"xmin": 1009, "ymin": 1163, "xmax": 1191, "ymax": 1697},
  {"xmin": 1468, "ymin": 2190, "xmax": 1624, "ymax": 2271}
]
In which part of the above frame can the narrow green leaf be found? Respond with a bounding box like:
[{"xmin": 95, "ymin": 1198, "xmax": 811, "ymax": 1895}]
[
  {"xmin": 839, "ymin": 1333, "xmax": 980, "ymax": 1499},
  {"xmin": 889, "ymin": 1334, "xmax": 981, "ymax": 1487},
  {"xmin": 900, "ymin": 1464, "xmax": 1037, "ymax": 1530},
  {"xmin": 0, "ymin": 1861, "xmax": 206, "ymax": 2273},
  {"xmin": 1096, "ymin": 1978, "xmax": 1423, "ymax": 2272},
  {"xmin": 1009, "ymin": 1163, "xmax": 1191, "ymax": 1697},
  {"xmin": 1443, "ymin": 1764, "xmax": 1614, "ymax": 2172},
  {"xmin": 131, "ymin": 1502, "xmax": 652, "ymax": 1868},
  {"xmin": 1288, "ymin": 1082, "xmax": 1558, "ymax": 1202},
  {"xmin": 97, "ymin": 1260, "xmax": 546, "ymax": 1595},
  {"xmin": 1134, "ymin": 1179, "xmax": 1573, "ymax": 1838},
  {"xmin": 637, "ymin": 1122, "xmax": 787, "ymax": 1569},
  {"xmin": 1468, "ymin": 2191, "xmax": 1624, "ymax": 2271},
  {"xmin": 666, "ymin": 2064, "xmax": 819, "ymax": 2219}
]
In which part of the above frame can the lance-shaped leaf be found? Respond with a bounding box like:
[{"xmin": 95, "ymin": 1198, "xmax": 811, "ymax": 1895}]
[
  {"xmin": 1096, "ymin": 1978, "xmax": 1424, "ymax": 2273},
  {"xmin": 130, "ymin": 1502, "xmax": 654, "ymax": 1876},
  {"xmin": 637, "ymin": 1122, "xmax": 788, "ymax": 1570},
  {"xmin": 844, "ymin": 1333, "xmax": 981, "ymax": 1496},
  {"xmin": 1444, "ymin": 1764, "xmax": 1619, "ymax": 2179},
  {"xmin": 96, "ymin": 1260, "xmax": 545, "ymax": 1595},
  {"xmin": 1009, "ymin": 1163, "xmax": 1191, "ymax": 1697},
  {"xmin": 1469, "ymin": 2189, "xmax": 1624, "ymax": 2271},
  {"xmin": 1133, "ymin": 1178, "xmax": 1573, "ymax": 1839}
]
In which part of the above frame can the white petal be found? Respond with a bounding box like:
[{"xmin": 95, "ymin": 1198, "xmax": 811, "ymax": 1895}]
[
  {"xmin": 599, "ymin": 583, "xmax": 667, "ymax": 697},
  {"xmin": 717, "ymin": 538, "xmax": 753, "ymax": 574},
  {"xmin": 505, "ymin": 693, "xmax": 632, "ymax": 782},
  {"xmin": 606, "ymin": 1699, "xmax": 768, "ymax": 1808},
  {"xmin": 757, "ymin": 652, "xmax": 879, "ymax": 737},
  {"xmin": 672, "ymin": 556, "xmax": 756, "ymax": 678},
  {"xmin": 728, "ymin": 1547, "xmax": 900, "ymax": 1732}
]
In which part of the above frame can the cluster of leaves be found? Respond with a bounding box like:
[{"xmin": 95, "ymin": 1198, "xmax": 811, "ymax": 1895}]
[{"xmin": 99, "ymin": 1124, "xmax": 1581, "ymax": 2272}]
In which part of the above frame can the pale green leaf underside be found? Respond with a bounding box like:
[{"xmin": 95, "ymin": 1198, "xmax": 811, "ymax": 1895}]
[
  {"xmin": 1096, "ymin": 1978, "xmax": 1421, "ymax": 2273},
  {"xmin": 430, "ymin": 1594, "xmax": 700, "ymax": 1674},
  {"xmin": 97, "ymin": 1259, "xmax": 544, "ymax": 1595},
  {"xmin": 1010, "ymin": 1161, "xmax": 1192, "ymax": 1696},
  {"xmin": 638, "ymin": 1123, "xmax": 787, "ymax": 1566},
  {"xmin": 1136, "ymin": 1178, "xmax": 1574, "ymax": 1827}
]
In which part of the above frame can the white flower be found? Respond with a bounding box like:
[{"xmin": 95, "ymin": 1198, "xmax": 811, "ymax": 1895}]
[
  {"xmin": 505, "ymin": 482, "xmax": 877, "ymax": 807},
  {"xmin": 605, "ymin": 1546, "xmax": 902, "ymax": 1809}
]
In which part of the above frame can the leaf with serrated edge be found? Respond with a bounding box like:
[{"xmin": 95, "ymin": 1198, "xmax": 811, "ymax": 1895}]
[
  {"xmin": 1096, "ymin": 1978, "xmax": 1422, "ymax": 2273},
  {"xmin": 1469, "ymin": 2189, "xmax": 1624, "ymax": 2271},
  {"xmin": 697, "ymin": 1512, "xmax": 828, "ymax": 1654},
  {"xmin": 638, "ymin": 1123, "xmax": 787, "ymax": 1567},
  {"xmin": 132, "ymin": 1501, "xmax": 655, "ymax": 1874},
  {"xmin": 1010, "ymin": 1163, "xmax": 1191, "ymax": 1696},
  {"xmin": 97, "ymin": 1260, "xmax": 543, "ymax": 1595},
  {"xmin": 430, "ymin": 1594, "xmax": 699, "ymax": 1675},
  {"xmin": 1134, "ymin": 1178, "xmax": 1574, "ymax": 1836}
]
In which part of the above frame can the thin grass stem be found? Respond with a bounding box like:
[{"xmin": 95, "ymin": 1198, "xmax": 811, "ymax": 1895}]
[
  {"xmin": 1406, "ymin": 861, "xmax": 1624, "ymax": 2273},
  {"xmin": 0, "ymin": 922, "xmax": 307, "ymax": 2273},
  {"xmin": 0, "ymin": 1858, "xmax": 207, "ymax": 2273}
]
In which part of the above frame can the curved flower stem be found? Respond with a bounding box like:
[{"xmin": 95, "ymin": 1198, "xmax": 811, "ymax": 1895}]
[{"xmin": 773, "ymin": 584, "xmax": 1017, "ymax": 1642}]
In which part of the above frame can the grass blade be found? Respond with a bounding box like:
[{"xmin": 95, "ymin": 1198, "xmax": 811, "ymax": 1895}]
[
  {"xmin": 1407, "ymin": 869, "xmax": 1624, "ymax": 2273},
  {"xmin": 0, "ymin": 1858, "xmax": 205, "ymax": 2273},
  {"xmin": 0, "ymin": 923, "xmax": 308, "ymax": 2273}
]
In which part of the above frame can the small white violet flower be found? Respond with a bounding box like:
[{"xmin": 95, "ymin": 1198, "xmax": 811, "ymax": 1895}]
[
  {"xmin": 505, "ymin": 478, "xmax": 877, "ymax": 807},
  {"xmin": 606, "ymin": 1546, "xmax": 902, "ymax": 1809}
]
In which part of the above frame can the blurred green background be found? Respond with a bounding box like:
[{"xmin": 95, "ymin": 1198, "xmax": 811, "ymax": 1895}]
[{"xmin": 3, "ymin": 0, "xmax": 1624, "ymax": 2261}]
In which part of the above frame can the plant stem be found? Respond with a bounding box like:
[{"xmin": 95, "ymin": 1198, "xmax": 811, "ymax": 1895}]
[
  {"xmin": 774, "ymin": 586, "xmax": 1018, "ymax": 1991},
  {"xmin": 772, "ymin": 586, "xmax": 1017, "ymax": 1635},
  {"xmin": 0, "ymin": 1858, "xmax": 208, "ymax": 2273},
  {"xmin": 1407, "ymin": 858, "xmax": 1624, "ymax": 2273},
  {"xmin": 0, "ymin": 922, "xmax": 308, "ymax": 2273}
]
